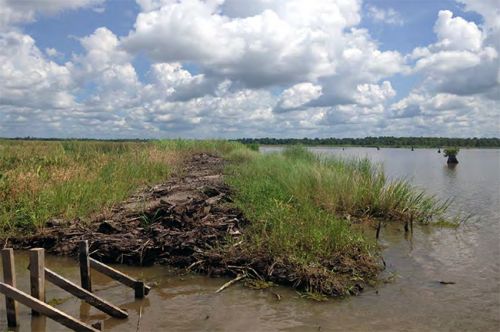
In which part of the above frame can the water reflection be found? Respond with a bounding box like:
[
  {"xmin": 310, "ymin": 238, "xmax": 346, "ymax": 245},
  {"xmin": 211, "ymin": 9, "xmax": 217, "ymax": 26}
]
[
  {"xmin": 31, "ymin": 315, "xmax": 45, "ymax": 332},
  {"xmin": 445, "ymin": 163, "xmax": 458, "ymax": 171}
]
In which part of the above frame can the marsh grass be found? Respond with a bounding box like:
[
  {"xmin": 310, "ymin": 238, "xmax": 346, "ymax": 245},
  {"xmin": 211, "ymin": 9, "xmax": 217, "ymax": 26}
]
[
  {"xmin": 153, "ymin": 139, "xmax": 240, "ymax": 155},
  {"xmin": 224, "ymin": 146, "xmax": 450, "ymax": 294},
  {"xmin": 0, "ymin": 139, "xmax": 249, "ymax": 234},
  {"xmin": 443, "ymin": 147, "xmax": 460, "ymax": 157},
  {"xmin": 0, "ymin": 140, "xmax": 184, "ymax": 234}
]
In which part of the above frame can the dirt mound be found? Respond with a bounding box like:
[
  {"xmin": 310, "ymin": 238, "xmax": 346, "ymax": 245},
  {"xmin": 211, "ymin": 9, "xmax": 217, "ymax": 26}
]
[{"xmin": 9, "ymin": 153, "xmax": 247, "ymax": 269}]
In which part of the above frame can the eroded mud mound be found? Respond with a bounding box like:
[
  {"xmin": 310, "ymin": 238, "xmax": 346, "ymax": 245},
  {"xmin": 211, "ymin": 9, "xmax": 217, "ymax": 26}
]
[{"xmin": 9, "ymin": 153, "xmax": 247, "ymax": 268}]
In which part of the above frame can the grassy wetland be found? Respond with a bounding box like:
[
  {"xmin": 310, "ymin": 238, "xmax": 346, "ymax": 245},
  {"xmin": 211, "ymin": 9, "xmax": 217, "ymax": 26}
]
[
  {"xmin": 0, "ymin": 140, "xmax": 180, "ymax": 234},
  {"xmin": 0, "ymin": 139, "xmax": 450, "ymax": 296}
]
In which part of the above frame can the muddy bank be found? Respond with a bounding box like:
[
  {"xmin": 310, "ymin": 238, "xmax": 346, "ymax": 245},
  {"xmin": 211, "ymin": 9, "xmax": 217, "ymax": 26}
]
[
  {"xmin": 5, "ymin": 153, "xmax": 377, "ymax": 296},
  {"xmin": 7, "ymin": 154, "xmax": 243, "ymax": 266}
]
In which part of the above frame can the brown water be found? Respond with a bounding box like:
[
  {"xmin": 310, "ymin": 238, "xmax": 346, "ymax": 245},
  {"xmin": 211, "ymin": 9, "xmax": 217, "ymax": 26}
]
[{"xmin": 1, "ymin": 147, "xmax": 499, "ymax": 331}]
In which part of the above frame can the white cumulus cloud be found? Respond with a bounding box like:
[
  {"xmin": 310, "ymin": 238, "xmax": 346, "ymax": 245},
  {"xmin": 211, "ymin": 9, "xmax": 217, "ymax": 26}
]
[
  {"xmin": 275, "ymin": 83, "xmax": 322, "ymax": 112},
  {"xmin": 0, "ymin": 0, "xmax": 497, "ymax": 139}
]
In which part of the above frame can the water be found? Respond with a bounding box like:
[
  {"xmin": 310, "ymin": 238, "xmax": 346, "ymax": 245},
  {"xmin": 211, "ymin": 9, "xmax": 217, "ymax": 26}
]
[{"xmin": 1, "ymin": 147, "xmax": 499, "ymax": 331}]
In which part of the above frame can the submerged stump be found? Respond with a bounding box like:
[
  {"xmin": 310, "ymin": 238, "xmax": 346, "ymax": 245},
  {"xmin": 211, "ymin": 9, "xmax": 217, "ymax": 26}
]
[
  {"xmin": 444, "ymin": 147, "xmax": 460, "ymax": 164},
  {"xmin": 447, "ymin": 155, "xmax": 459, "ymax": 164}
]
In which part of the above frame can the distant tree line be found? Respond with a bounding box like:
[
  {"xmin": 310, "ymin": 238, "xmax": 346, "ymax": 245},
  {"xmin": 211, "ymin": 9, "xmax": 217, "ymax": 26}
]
[
  {"xmin": 235, "ymin": 137, "xmax": 500, "ymax": 148},
  {"xmin": 2, "ymin": 136, "xmax": 499, "ymax": 148}
]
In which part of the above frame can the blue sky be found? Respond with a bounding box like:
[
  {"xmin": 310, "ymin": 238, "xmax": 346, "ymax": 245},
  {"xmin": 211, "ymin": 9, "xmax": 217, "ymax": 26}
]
[
  {"xmin": 0, "ymin": 0, "xmax": 498, "ymax": 138},
  {"xmin": 24, "ymin": 1, "xmax": 140, "ymax": 66}
]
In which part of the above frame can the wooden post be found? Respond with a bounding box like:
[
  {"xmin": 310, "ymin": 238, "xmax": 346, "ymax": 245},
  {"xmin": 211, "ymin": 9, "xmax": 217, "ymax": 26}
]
[
  {"xmin": 1, "ymin": 248, "xmax": 18, "ymax": 327},
  {"xmin": 0, "ymin": 282, "xmax": 99, "ymax": 332},
  {"xmin": 45, "ymin": 268, "xmax": 128, "ymax": 319},
  {"xmin": 89, "ymin": 258, "xmax": 151, "ymax": 296},
  {"xmin": 79, "ymin": 240, "xmax": 92, "ymax": 292},
  {"xmin": 134, "ymin": 281, "xmax": 145, "ymax": 299},
  {"xmin": 29, "ymin": 248, "xmax": 45, "ymax": 315}
]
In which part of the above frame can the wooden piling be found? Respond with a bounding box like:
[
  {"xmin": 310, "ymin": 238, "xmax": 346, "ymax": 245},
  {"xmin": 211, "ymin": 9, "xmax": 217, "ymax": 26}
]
[
  {"xmin": 134, "ymin": 281, "xmax": 145, "ymax": 298},
  {"xmin": 45, "ymin": 268, "xmax": 128, "ymax": 319},
  {"xmin": 0, "ymin": 282, "xmax": 99, "ymax": 332},
  {"xmin": 89, "ymin": 258, "xmax": 151, "ymax": 297},
  {"xmin": 29, "ymin": 248, "xmax": 45, "ymax": 315},
  {"xmin": 1, "ymin": 248, "xmax": 18, "ymax": 327},
  {"xmin": 79, "ymin": 240, "xmax": 92, "ymax": 292}
]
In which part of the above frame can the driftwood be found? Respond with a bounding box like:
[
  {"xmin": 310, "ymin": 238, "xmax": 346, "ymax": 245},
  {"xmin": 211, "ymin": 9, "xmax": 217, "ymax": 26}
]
[{"xmin": 215, "ymin": 274, "xmax": 247, "ymax": 293}]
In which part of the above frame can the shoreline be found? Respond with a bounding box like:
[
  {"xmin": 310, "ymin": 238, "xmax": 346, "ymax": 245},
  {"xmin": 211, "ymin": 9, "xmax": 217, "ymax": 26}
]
[{"xmin": 259, "ymin": 144, "xmax": 500, "ymax": 150}]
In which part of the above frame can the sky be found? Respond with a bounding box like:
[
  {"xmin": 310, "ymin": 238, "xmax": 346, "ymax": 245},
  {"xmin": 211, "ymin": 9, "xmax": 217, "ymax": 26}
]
[{"xmin": 0, "ymin": 0, "xmax": 499, "ymax": 139}]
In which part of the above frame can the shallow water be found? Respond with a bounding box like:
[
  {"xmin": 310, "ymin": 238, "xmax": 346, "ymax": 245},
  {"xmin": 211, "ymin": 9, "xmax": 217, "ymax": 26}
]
[{"xmin": 1, "ymin": 147, "xmax": 499, "ymax": 331}]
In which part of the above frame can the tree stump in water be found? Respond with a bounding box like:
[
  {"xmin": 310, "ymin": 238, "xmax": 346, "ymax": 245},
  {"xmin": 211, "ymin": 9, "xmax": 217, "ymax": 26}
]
[
  {"xmin": 447, "ymin": 155, "xmax": 459, "ymax": 164},
  {"xmin": 444, "ymin": 148, "xmax": 459, "ymax": 164}
]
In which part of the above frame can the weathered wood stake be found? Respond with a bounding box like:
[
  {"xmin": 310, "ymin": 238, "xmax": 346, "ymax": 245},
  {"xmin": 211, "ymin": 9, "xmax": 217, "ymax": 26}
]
[
  {"xmin": 79, "ymin": 240, "xmax": 92, "ymax": 292},
  {"xmin": 45, "ymin": 268, "xmax": 128, "ymax": 319},
  {"xmin": 29, "ymin": 248, "xmax": 45, "ymax": 315},
  {"xmin": 0, "ymin": 282, "xmax": 99, "ymax": 332},
  {"xmin": 89, "ymin": 258, "xmax": 151, "ymax": 297},
  {"xmin": 1, "ymin": 248, "xmax": 18, "ymax": 327},
  {"xmin": 134, "ymin": 281, "xmax": 145, "ymax": 298}
]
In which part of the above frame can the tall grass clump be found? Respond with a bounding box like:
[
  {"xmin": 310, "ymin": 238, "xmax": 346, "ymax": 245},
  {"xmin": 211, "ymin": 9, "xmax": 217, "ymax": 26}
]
[
  {"xmin": 243, "ymin": 143, "xmax": 259, "ymax": 151},
  {"xmin": 281, "ymin": 146, "xmax": 448, "ymax": 223},
  {"xmin": 225, "ymin": 146, "xmax": 449, "ymax": 294}
]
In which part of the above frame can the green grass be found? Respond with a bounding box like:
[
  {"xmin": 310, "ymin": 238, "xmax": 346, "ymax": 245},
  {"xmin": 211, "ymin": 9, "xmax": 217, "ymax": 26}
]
[
  {"xmin": 153, "ymin": 139, "xmax": 241, "ymax": 155},
  {"xmin": 0, "ymin": 139, "xmax": 247, "ymax": 234},
  {"xmin": 224, "ymin": 146, "xmax": 450, "ymax": 294},
  {"xmin": 444, "ymin": 147, "xmax": 460, "ymax": 157},
  {"xmin": 0, "ymin": 140, "xmax": 183, "ymax": 233}
]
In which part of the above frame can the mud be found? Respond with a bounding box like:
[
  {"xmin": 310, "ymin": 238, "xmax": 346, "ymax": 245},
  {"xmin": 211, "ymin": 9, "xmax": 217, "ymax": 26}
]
[{"xmin": 5, "ymin": 153, "xmax": 376, "ymax": 296}]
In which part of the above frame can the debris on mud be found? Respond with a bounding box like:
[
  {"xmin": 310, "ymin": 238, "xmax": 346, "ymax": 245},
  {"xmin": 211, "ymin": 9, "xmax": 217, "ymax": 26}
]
[{"xmin": 9, "ymin": 153, "xmax": 245, "ymax": 266}]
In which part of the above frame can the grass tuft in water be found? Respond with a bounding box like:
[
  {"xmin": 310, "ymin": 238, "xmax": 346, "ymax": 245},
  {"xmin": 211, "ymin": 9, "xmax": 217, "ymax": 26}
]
[{"xmin": 224, "ymin": 146, "xmax": 450, "ymax": 295}]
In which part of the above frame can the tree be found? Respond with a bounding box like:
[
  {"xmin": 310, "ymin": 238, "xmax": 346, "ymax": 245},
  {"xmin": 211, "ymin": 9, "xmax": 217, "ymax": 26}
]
[{"xmin": 444, "ymin": 147, "xmax": 460, "ymax": 164}]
